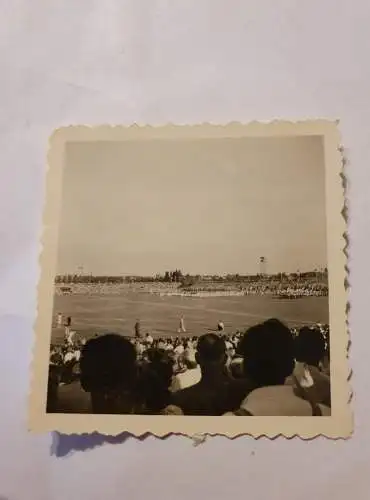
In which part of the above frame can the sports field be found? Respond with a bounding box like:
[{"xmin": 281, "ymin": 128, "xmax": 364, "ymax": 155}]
[{"xmin": 50, "ymin": 292, "xmax": 329, "ymax": 345}]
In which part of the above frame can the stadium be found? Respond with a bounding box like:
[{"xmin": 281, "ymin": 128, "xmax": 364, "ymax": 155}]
[{"xmin": 50, "ymin": 270, "xmax": 329, "ymax": 344}]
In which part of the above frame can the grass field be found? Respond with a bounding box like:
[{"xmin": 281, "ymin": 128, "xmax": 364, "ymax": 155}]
[{"xmin": 50, "ymin": 292, "xmax": 329, "ymax": 345}]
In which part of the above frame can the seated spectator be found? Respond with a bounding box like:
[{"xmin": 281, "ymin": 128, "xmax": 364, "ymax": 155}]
[
  {"xmin": 144, "ymin": 333, "xmax": 154, "ymax": 346},
  {"xmin": 231, "ymin": 385, "xmax": 331, "ymax": 417},
  {"xmin": 160, "ymin": 405, "xmax": 184, "ymax": 415},
  {"xmin": 295, "ymin": 326, "xmax": 326, "ymax": 367},
  {"xmin": 239, "ymin": 319, "xmax": 295, "ymax": 387},
  {"xmin": 60, "ymin": 348, "xmax": 77, "ymax": 383},
  {"xmin": 229, "ymin": 356, "xmax": 244, "ymax": 379},
  {"xmin": 294, "ymin": 326, "xmax": 331, "ymax": 407},
  {"xmin": 134, "ymin": 340, "xmax": 145, "ymax": 358},
  {"xmin": 46, "ymin": 365, "xmax": 61, "ymax": 412},
  {"xmin": 80, "ymin": 334, "xmax": 140, "ymax": 414},
  {"xmin": 170, "ymin": 349, "xmax": 201, "ymax": 392},
  {"xmin": 165, "ymin": 341, "xmax": 174, "ymax": 351},
  {"xmin": 183, "ymin": 343, "xmax": 197, "ymax": 368},
  {"xmin": 63, "ymin": 348, "xmax": 74, "ymax": 364},
  {"xmin": 49, "ymin": 346, "xmax": 63, "ymax": 367},
  {"xmin": 138, "ymin": 349, "xmax": 174, "ymax": 413},
  {"xmin": 52, "ymin": 377, "xmax": 92, "ymax": 413},
  {"xmin": 171, "ymin": 333, "xmax": 254, "ymax": 415},
  {"xmin": 235, "ymin": 319, "xmax": 330, "ymax": 416},
  {"xmin": 321, "ymin": 326, "xmax": 330, "ymax": 375},
  {"xmin": 73, "ymin": 347, "xmax": 81, "ymax": 362},
  {"xmin": 174, "ymin": 342, "xmax": 185, "ymax": 356}
]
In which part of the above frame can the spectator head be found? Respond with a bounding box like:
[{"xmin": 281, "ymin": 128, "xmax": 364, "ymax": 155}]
[
  {"xmin": 139, "ymin": 349, "xmax": 174, "ymax": 412},
  {"xmin": 196, "ymin": 333, "xmax": 226, "ymax": 370},
  {"xmin": 160, "ymin": 405, "xmax": 184, "ymax": 415},
  {"xmin": 183, "ymin": 345, "xmax": 197, "ymax": 369},
  {"xmin": 239, "ymin": 318, "xmax": 295, "ymax": 387},
  {"xmin": 80, "ymin": 334, "xmax": 137, "ymax": 413},
  {"xmin": 157, "ymin": 339, "xmax": 166, "ymax": 350},
  {"xmin": 295, "ymin": 326, "xmax": 326, "ymax": 367},
  {"xmin": 148, "ymin": 349, "xmax": 174, "ymax": 386}
]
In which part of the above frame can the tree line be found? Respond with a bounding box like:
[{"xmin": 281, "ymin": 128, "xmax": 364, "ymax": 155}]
[{"xmin": 55, "ymin": 268, "xmax": 328, "ymax": 285}]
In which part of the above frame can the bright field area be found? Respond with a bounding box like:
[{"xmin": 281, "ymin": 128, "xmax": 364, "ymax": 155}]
[{"xmin": 50, "ymin": 292, "xmax": 329, "ymax": 345}]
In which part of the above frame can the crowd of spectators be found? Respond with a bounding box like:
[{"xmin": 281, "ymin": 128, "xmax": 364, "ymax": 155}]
[
  {"xmin": 47, "ymin": 319, "xmax": 330, "ymax": 416},
  {"xmin": 55, "ymin": 276, "xmax": 328, "ymax": 297}
]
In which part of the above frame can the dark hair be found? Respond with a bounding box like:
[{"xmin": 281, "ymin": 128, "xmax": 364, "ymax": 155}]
[
  {"xmin": 138, "ymin": 349, "xmax": 174, "ymax": 412},
  {"xmin": 239, "ymin": 318, "xmax": 295, "ymax": 386},
  {"xmin": 295, "ymin": 327, "xmax": 326, "ymax": 366},
  {"xmin": 197, "ymin": 334, "xmax": 226, "ymax": 363},
  {"xmin": 80, "ymin": 334, "xmax": 137, "ymax": 393}
]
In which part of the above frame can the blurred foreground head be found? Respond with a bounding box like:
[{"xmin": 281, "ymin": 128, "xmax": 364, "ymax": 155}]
[
  {"xmin": 80, "ymin": 334, "xmax": 138, "ymax": 413},
  {"xmin": 196, "ymin": 333, "xmax": 226, "ymax": 370},
  {"xmin": 239, "ymin": 318, "xmax": 295, "ymax": 386},
  {"xmin": 295, "ymin": 326, "xmax": 326, "ymax": 367}
]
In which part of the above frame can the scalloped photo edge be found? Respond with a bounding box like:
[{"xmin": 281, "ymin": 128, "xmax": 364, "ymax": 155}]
[{"xmin": 28, "ymin": 121, "xmax": 352, "ymax": 438}]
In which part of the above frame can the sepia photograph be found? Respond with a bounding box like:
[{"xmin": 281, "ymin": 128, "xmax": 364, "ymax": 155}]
[{"xmin": 29, "ymin": 122, "xmax": 350, "ymax": 437}]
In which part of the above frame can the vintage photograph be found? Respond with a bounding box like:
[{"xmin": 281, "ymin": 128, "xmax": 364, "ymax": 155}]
[{"xmin": 29, "ymin": 123, "xmax": 351, "ymax": 437}]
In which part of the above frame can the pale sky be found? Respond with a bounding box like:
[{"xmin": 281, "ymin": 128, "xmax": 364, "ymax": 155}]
[{"xmin": 57, "ymin": 136, "xmax": 327, "ymax": 276}]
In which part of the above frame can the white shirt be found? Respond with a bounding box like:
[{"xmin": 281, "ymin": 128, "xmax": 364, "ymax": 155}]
[
  {"xmin": 64, "ymin": 352, "xmax": 74, "ymax": 363},
  {"xmin": 293, "ymin": 362, "xmax": 314, "ymax": 388},
  {"xmin": 174, "ymin": 344, "xmax": 184, "ymax": 355},
  {"xmin": 184, "ymin": 347, "xmax": 196, "ymax": 363},
  {"xmin": 67, "ymin": 331, "xmax": 76, "ymax": 345},
  {"xmin": 135, "ymin": 343, "xmax": 145, "ymax": 356},
  {"xmin": 240, "ymin": 385, "xmax": 331, "ymax": 416},
  {"xmin": 145, "ymin": 335, "xmax": 153, "ymax": 345},
  {"xmin": 170, "ymin": 366, "xmax": 201, "ymax": 392}
]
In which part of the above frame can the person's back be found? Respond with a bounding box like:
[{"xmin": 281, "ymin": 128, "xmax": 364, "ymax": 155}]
[
  {"xmin": 237, "ymin": 385, "xmax": 330, "ymax": 416},
  {"xmin": 236, "ymin": 318, "xmax": 330, "ymax": 416},
  {"xmin": 172, "ymin": 333, "xmax": 254, "ymax": 415},
  {"xmin": 170, "ymin": 354, "xmax": 201, "ymax": 392},
  {"xmin": 53, "ymin": 379, "xmax": 92, "ymax": 413},
  {"xmin": 173, "ymin": 375, "xmax": 253, "ymax": 416}
]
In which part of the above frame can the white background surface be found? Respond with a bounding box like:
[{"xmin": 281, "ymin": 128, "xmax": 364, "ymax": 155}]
[{"xmin": 0, "ymin": 1, "xmax": 369, "ymax": 499}]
